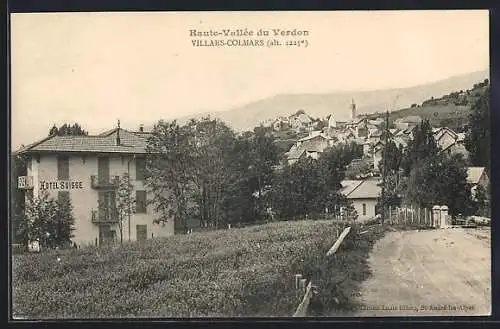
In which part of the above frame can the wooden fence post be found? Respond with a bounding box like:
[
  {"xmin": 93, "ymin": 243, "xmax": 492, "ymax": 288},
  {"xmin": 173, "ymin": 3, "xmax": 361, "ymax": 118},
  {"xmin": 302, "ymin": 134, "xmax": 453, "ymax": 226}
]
[
  {"xmin": 327, "ymin": 227, "xmax": 351, "ymax": 256},
  {"xmin": 300, "ymin": 279, "xmax": 307, "ymax": 293},
  {"xmin": 293, "ymin": 281, "xmax": 313, "ymax": 317},
  {"xmin": 295, "ymin": 274, "xmax": 302, "ymax": 290}
]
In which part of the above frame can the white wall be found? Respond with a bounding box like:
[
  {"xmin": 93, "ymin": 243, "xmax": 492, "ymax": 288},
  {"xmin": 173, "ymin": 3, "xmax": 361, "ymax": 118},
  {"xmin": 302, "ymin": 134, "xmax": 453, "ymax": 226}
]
[
  {"xmin": 28, "ymin": 153, "xmax": 174, "ymax": 246},
  {"xmin": 351, "ymin": 198, "xmax": 378, "ymax": 222}
]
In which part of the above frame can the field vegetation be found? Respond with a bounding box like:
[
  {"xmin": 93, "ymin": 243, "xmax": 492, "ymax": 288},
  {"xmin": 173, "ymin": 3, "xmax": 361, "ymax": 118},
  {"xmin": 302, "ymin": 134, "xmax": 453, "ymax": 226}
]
[{"xmin": 12, "ymin": 220, "xmax": 387, "ymax": 318}]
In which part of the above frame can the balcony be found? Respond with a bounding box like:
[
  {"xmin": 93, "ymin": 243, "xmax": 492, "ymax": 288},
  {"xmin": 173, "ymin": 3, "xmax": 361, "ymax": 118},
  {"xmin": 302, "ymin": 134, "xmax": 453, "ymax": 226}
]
[
  {"xmin": 18, "ymin": 176, "xmax": 34, "ymax": 189},
  {"xmin": 91, "ymin": 209, "xmax": 119, "ymax": 224},
  {"xmin": 90, "ymin": 175, "xmax": 120, "ymax": 189}
]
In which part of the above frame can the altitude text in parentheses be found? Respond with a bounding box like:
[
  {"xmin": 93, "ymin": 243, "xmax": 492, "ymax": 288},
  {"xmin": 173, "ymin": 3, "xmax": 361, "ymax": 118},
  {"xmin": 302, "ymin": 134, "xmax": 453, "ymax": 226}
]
[{"xmin": 267, "ymin": 39, "xmax": 281, "ymax": 48}]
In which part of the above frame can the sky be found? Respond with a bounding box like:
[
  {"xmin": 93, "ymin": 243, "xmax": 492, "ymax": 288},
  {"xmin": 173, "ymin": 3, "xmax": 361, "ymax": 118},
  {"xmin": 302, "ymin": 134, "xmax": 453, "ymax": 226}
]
[{"xmin": 10, "ymin": 10, "xmax": 489, "ymax": 149}]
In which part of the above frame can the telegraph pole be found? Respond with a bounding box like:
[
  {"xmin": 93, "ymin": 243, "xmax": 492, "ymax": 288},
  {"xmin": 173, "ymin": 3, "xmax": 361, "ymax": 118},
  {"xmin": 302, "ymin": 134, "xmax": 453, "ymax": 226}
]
[
  {"xmin": 381, "ymin": 109, "xmax": 389, "ymax": 224},
  {"xmin": 381, "ymin": 93, "xmax": 400, "ymax": 224}
]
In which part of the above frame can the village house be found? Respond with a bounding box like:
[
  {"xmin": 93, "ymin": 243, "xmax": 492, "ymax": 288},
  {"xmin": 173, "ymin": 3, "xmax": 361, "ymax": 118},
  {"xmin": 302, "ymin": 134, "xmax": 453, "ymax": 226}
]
[
  {"xmin": 467, "ymin": 167, "xmax": 490, "ymax": 198},
  {"xmin": 272, "ymin": 116, "xmax": 290, "ymax": 131},
  {"xmin": 368, "ymin": 130, "xmax": 383, "ymax": 145},
  {"xmin": 433, "ymin": 127, "xmax": 457, "ymax": 150},
  {"xmin": 325, "ymin": 114, "xmax": 337, "ymax": 129},
  {"xmin": 341, "ymin": 178, "xmax": 381, "ymax": 222},
  {"xmin": 286, "ymin": 131, "xmax": 335, "ymax": 165},
  {"xmin": 393, "ymin": 115, "xmax": 422, "ymax": 130},
  {"xmin": 368, "ymin": 117, "xmax": 384, "ymax": 127},
  {"xmin": 288, "ymin": 112, "xmax": 314, "ymax": 129},
  {"xmin": 15, "ymin": 124, "xmax": 175, "ymax": 247}
]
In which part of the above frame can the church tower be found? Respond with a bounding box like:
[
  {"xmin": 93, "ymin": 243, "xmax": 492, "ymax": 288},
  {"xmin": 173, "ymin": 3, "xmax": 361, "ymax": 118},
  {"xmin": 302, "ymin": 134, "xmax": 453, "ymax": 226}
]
[{"xmin": 350, "ymin": 98, "xmax": 357, "ymax": 120}]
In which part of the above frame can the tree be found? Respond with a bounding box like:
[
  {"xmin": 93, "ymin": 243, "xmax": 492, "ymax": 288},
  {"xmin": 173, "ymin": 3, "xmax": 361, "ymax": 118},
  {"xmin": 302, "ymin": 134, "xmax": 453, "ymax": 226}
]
[
  {"xmin": 115, "ymin": 173, "xmax": 136, "ymax": 243},
  {"xmin": 49, "ymin": 123, "xmax": 88, "ymax": 136},
  {"xmin": 465, "ymin": 86, "xmax": 490, "ymax": 171},
  {"xmin": 403, "ymin": 153, "xmax": 474, "ymax": 218},
  {"xmin": 246, "ymin": 129, "xmax": 280, "ymax": 218},
  {"xmin": 49, "ymin": 125, "xmax": 59, "ymax": 136},
  {"xmin": 146, "ymin": 120, "xmax": 194, "ymax": 233},
  {"xmin": 187, "ymin": 118, "xmax": 239, "ymax": 229},
  {"xmin": 400, "ymin": 120, "xmax": 438, "ymax": 176},
  {"xmin": 53, "ymin": 192, "xmax": 76, "ymax": 248},
  {"xmin": 270, "ymin": 145, "xmax": 354, "ymax": 220},
  {"xmin": 472, "ymin": 184, "xmax": 489, "ymax": 217},
  {"xmin": 378, "ymin": 140, "xmax": 403, "ymax": 174},
  {"xmin": 17, "ymin": 190, "xmax": 75, "ymax": 249},
  {"xmin": 147, "ymin": 117, "xmax": 244, "ymax": 231}
]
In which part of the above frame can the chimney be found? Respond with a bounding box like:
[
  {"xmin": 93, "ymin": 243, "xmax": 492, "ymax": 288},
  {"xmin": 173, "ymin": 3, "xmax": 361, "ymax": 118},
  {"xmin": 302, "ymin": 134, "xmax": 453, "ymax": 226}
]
[
  {"xmin": 116, "ymin": 119, "xmax": 121, "ymax": 146},
  {"xmin": 139, "ymin": 124, "xmax": 144, "ymax": 133}
]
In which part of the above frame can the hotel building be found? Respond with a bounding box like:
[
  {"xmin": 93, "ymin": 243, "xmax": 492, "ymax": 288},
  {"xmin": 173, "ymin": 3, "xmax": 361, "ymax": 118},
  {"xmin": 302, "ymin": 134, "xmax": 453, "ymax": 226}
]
[{"xmin": 16, "ymin": 125, "xmax": 175, "ymax": 247}]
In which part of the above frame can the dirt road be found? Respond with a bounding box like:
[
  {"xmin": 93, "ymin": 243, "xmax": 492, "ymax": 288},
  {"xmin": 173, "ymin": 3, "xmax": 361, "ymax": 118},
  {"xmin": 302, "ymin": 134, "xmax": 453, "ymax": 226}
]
[{"xmin": 355, "ymin": 228, "xmax": 491, "ymax": 317}]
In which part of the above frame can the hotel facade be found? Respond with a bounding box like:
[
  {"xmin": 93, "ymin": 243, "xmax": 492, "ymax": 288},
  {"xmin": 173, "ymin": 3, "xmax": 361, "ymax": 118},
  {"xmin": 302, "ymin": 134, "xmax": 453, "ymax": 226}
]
[{"xmin": 16, "ymin": 126, "xmax": 175, "ymax": 247}]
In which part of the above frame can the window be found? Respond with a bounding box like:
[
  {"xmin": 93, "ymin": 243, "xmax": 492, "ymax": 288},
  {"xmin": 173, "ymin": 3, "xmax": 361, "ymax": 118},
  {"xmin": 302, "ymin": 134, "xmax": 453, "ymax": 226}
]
[
  {"xmin": 135, "ymin": 157, "xmax": 146, "ymax": 181},
  {"xmin": 362, "ymin": 203, "xmax": 367, "ymax": 216},
  {"xmin": 57, "ymin": 156, "xmax": 70, "ymax": 180},
  {"xmin": 136, "ymin": 190, "xmax": 147, "ymax": 213},
  {"xmin": 136, "ymin": 225, "xmax": 147, "ymax": 242}
]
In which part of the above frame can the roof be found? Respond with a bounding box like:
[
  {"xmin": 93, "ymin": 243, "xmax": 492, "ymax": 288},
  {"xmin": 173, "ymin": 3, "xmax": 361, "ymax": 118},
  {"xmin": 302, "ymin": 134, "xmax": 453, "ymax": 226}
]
[
  {"xmin": 340, "ymin": 180, "xmax": 363, "ymax": 196},
  {"xmin": 467, "ymin": 167, "xmax": 486, "ymax": 184},
  {"xmin": 342, "ymin": 179, "xmax": 381, "ymax": 199},
  {"xmin": 456, "ymin": 133, "xmax": 466, "ymax": 142},
  {"xmin": 396, "ymin": 115, "xmax": 422, "ymax": 123},
  {"xmin": 393, "ymin": 137, "xmax": 408, "ymax": 148},
  {"xmin": 298, "ymin": 132, "xmax": 331, "ymax": 142},
  {"xmin": 16, "ymin": 128, "xmax": 151, "ymax": 155},
  {"xmin": 287, "ymin": 146, "xmax": 306, "ymax": 160},
  {"xmin": 306, "ymin": 143, "xmax": 329, "ymax": 153},
  {"xmin": 434, "ymin": 127, "xmax": 458, "ymax": 139},
  {"xmin": 290, "ymin": 113, "xmax": 312, "ymax": 123}
]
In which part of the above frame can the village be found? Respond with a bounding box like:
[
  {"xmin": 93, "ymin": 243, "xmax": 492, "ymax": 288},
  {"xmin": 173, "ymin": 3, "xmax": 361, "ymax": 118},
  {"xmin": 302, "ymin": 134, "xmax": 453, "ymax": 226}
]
[{"xmin": 255, "ymin": 97, "xmax": 489, "ymax": 224}]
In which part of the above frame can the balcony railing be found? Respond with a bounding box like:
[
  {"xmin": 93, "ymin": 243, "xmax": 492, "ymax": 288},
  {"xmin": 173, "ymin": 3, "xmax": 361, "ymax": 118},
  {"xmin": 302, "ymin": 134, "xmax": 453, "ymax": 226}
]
[
  {"xmin": 91, "ymin": 209, "xmax": 119, "ymax": 224},
  {"xmin": 18, "ymin": 176, "xmax": 34, "ymax": 189},
  {"xmin": 90, "ymin": 175, "xmax": 120, "ymax": 189}
]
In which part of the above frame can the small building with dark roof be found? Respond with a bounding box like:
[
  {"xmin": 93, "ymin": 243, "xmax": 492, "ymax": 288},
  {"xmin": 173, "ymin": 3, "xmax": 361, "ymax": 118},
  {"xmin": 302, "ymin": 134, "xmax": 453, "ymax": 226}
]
[{"xmin": 340, "ymin": 178, "xmax": 381, "ymax": 222}]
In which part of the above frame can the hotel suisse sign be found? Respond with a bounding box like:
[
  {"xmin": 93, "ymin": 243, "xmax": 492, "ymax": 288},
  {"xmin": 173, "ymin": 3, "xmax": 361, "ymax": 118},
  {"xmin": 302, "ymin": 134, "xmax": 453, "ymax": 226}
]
[{"xmin": 40, "ymin": 180, "xmax": 84, "ymax": 190}]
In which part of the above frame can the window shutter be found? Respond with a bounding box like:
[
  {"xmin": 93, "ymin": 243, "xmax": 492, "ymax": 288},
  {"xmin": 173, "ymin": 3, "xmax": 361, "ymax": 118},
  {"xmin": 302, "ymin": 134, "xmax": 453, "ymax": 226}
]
[
  {"xmin": 57, "ymin": 156, "xmax": 70, "ymax": 180},
  {"xmin": 135, "ymin": 157, "xmax": 146, "ymax": 181},
  {"xmin": 136, "ymin": 190, "xmax": 147, "ymax": 213}
]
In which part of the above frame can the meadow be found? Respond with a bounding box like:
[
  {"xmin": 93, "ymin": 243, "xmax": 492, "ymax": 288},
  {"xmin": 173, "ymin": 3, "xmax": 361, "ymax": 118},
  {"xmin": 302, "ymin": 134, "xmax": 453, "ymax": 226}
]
[{"xmin": 12, "ymin": 220, "xmax": 387, "ymax": 319}]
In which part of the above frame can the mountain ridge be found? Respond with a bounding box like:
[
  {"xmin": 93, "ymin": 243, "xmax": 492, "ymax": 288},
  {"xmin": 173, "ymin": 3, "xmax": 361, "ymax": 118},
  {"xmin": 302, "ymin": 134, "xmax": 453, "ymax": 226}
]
[{"xmin": 170, "ymin": 69, "xmax": 489, "ymax": 132}]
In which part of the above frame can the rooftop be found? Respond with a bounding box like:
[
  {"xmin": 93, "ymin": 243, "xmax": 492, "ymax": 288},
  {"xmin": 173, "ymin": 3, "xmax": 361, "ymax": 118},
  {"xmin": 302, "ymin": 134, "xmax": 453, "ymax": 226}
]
[
  {"xmin": 341, "ymin": 178, "xmax": 381, "ymax": 199},
  {"xmin": 467, "ymin": 167, "xmax": 487, "ymax": 185},
  {"xmin": 16, "ymin": 128, "xmax": 151, "ymax": 155}
]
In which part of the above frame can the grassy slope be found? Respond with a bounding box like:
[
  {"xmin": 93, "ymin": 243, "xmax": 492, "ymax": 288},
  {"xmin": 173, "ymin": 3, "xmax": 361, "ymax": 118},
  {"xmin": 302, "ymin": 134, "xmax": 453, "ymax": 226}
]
[
  {"xmin": 12, "ymin": 220, "xmax": 387, "ymax": 319},
  {"xmin": 374, "ymin": 85, "xmax": 487, "ymax": 127}
]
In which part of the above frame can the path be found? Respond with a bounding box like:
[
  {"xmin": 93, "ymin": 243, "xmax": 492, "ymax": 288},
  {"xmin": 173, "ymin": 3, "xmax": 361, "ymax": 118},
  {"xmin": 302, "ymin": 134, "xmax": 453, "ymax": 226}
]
[{"xmin": 355, "ymin": 228, "xmax": 491, "ymax": 317}]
